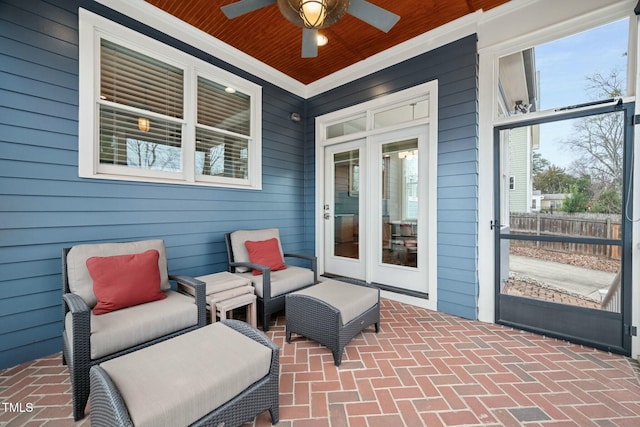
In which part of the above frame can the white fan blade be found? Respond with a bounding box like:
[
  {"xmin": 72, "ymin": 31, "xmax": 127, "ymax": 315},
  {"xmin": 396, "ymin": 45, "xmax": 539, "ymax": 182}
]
[
  {"xmin": 302, "ymin": 28, "xmax": 318, "ymax": 58},
  {"xmin": 221, "ymin": 0, "xmax": 276, "ymax": 19},
  {"xmin": 348, "ymin": 0, "xmax": 400, "ymax": 33}
]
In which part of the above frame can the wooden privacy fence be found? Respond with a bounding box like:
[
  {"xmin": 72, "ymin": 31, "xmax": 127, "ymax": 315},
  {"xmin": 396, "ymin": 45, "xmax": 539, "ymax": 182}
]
[{"xmin": 509, "ymin": 212, "xmax": 621, "ymax": 259}]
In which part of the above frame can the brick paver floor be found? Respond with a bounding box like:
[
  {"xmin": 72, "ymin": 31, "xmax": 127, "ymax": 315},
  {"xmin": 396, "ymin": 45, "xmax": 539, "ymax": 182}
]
[{"xmin": 1, "ymin": 298, "xmax": 640, "ymax": 426}]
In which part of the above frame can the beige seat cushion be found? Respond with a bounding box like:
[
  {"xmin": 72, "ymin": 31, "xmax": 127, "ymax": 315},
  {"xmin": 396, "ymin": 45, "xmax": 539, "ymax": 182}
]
[
  {"xmin": 65, "ymin": 291, "xmax": 197, "ymax": 359},
  {"xmin": 229, "ymin": 228, "xmax": 283, "ymax": 273},
  {"xmin": 100, "ymin": 323, "xmax": 273, "ymax": 427},
  {"xmin": 292, "ymin": 280, "xmax": 378, "ymax": 324},
  {"xmin": 66, "ymin": 240, "xmax": 170, "ymax": 308},
  {"xmin": 238, "ymin": 265, "xmax": 315, "ymax": 298}
]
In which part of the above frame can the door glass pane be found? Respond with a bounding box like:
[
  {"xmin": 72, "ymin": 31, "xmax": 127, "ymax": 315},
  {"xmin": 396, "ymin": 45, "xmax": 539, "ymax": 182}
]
[
  {"xmin": 382, "ymin": 139, "xmax": 418, "ymax": 267},
  {"xmin": 502, "ymin": 112, "xmax": 623, "ymax": 232},
  {"xmin": 499, "ymin": 111, "xmax": 624, "ymax": 311},
  {"xmin": 334, "ymin": 150, "xmax": 359, "ymax": 259}
]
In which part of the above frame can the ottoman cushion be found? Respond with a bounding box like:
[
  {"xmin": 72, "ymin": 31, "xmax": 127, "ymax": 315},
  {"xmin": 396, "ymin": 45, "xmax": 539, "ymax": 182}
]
[
  {"xmin": 99, "ymin": 323, "xmax": 272, "ymax": 427},
  {"xmin": 292, "ymin": 280, "xmax": 378, "ymax": 324}
]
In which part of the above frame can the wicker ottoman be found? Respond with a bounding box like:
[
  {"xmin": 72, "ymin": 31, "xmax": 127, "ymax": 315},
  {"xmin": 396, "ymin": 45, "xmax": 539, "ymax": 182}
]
[
  {"xmin": 286, "ymin": 279, "xmax": 380, "ymax": 366},
  {"xmin": 89, "ymin": 320, "xmax": 279, "ymax": 427}
]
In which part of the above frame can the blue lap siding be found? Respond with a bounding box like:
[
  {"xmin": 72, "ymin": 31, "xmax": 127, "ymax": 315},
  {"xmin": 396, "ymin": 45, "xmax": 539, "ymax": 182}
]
[{"xmin": 0, "ymin": 0, "xmax": 479, "ymax": 368}]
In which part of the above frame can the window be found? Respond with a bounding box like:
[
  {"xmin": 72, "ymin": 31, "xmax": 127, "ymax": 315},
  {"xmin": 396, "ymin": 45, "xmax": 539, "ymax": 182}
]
[
  {"xmin": 79, "ymin": 10, "xmax": 262, "ymax": 189},
  {"xmin": 373, "ymin": 99, "xmax": 429, "ymax": 129}
]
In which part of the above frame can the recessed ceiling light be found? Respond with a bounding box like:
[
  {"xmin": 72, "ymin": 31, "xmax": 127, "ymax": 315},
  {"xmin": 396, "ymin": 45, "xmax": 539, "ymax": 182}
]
[
  {"xmin": 317, "ymin": 34, "xmax": 328, "ymax": 47},
  {"xmin": 225, "ymin": 87, "xmax": 237, "ymax": 93}
]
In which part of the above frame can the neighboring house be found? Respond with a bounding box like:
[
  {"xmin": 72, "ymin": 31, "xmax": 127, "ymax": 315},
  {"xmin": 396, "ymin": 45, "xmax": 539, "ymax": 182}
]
[
  {"xmin": 531, "ymin": 190, "xmax": 543, "ymax": 212},
  {"xmin": 1, "ymin": 0, "xmax": 638, "ymax": 368},
  {"xmin": 540, "ymin": 193, "xmax": 569, "ymax": 212},
  {"xmin": 508, "ymin": 125, "xmax": 540, "ymax": 213}
]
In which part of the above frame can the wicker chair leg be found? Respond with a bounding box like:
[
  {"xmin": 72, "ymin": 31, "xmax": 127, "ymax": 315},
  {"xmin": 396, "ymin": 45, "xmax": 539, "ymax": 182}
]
[
  {"xmin": 72, "ymin": 374, "xmax": 89, "ymax": 421},
  {"xmin": 333, "ymin": 349, "xmax": 343, "ymax": 366},
  {"xmin": 261, "ymin": 308, "xmax": 270, "ymax": 332},
  {"xmin": 269, "ymin": 406, "xmax": 279, "ymax": 425}
]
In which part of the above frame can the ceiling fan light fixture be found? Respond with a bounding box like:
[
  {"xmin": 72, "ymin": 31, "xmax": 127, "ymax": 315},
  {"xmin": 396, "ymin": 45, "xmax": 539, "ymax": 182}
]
[{"xmin": 299, "ymin": 0, "xmax": 327, "ymax": 28}]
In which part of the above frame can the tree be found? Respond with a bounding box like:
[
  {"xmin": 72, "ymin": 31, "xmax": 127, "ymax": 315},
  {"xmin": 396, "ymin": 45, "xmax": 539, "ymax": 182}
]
[
  {"xmin": 562, "ymin": 183, "xmax": 589, "ymax": 213},
  {"xmin": 533, "ymin": 165, "xmax": 573, "ymax": 194},
  {"xmin": 572, "ymin": 175, "xmax": 594, "ymax": 201},
  {"xmin": 561, "ymin": 69, "xmax": 624, "ymax": 191},
  {"xmin": 532, "ymin": 152, "xmax": 550, "ymax": 175},
  {"xmin": 592, "ymin": 187, "xmax": 622, "ymax": 214}
]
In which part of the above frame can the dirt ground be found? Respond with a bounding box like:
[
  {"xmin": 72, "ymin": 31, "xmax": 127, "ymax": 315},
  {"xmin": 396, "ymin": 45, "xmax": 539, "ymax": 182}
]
[{"xmin": 510, "ymin": 246, "xmax": 620, "ymax": 273}]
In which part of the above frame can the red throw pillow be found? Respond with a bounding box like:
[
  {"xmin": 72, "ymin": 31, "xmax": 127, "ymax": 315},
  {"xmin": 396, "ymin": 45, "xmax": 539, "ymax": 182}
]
[
  {"xmin": 86, "ymin": 249, "xmax": 166, "ymax": 315},
  {"xmin": 245, "ymin": 238, "xmax": 286, "ymax": 276}
]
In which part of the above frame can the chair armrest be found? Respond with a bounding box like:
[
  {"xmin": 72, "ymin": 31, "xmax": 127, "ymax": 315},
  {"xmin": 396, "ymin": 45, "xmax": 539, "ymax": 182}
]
[
  {"xmin": 63, "ymin": 292, "xmax": 90, "ymax": 315},
  {"xmin": 284, "ymin": 253, "xmax": 318, "ymax": 283},
  {"xmin": 229, "ymin": 262, "xmax": 272, "ymax": 301},
  {"xmin": 62, "ymin": 293, "xmax": 91, "ymax": 365},
  {"xmin": 284, "ymin": 253, "xmax": 316, "ymax": 262},
  {"xmin": 229, "ymin": 261, "xmax": 270, "ymax": 273},
  {"xmin": 170, "ymin": 275, "xmax": 207, "ymax": 327}
]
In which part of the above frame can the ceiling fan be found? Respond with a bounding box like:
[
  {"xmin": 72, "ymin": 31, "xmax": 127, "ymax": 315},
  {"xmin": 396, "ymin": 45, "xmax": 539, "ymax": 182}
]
[{"xmin": 221, "ymin": 0, "xmax": 400, "ymax": 58}]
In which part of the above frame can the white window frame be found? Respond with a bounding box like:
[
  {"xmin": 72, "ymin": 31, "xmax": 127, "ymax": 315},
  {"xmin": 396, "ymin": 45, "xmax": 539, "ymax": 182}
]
[{"xmin": 78, "ymin": 9, "xmax": 262, "ymax": 189}]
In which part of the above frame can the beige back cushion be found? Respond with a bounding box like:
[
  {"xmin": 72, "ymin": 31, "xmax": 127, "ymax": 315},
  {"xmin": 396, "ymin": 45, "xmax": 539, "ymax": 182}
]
[
  {"xmin": 229, "ymin": 228, "xmax": 284, "ymax": 273},
  {"xmin": 66, "ymin": 240, "xmax": 170, "ymax": 307}
]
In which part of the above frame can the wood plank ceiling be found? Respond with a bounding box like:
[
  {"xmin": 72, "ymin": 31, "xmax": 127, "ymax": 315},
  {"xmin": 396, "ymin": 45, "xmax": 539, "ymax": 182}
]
[{"xmin": 145, "ymin": 0, "xmax": 511, "ymax": 85}]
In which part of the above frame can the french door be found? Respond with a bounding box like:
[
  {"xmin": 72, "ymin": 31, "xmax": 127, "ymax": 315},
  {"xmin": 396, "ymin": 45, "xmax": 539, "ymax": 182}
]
[
  {"xmin": 323, "ymin": 140, "xmax": 366, "ymax": 280},
  {"xmin": 324, "ymin": 126, "xmax": 428, "ymax": 294},
  {"xmin": 494, "ymin": 102, "xmax": 633, "ymax": 355}
]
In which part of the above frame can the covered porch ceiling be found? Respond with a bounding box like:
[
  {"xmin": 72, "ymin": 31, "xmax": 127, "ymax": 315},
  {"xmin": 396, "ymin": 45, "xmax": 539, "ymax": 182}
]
[{"xmin": 144, "ymin": 0, "xmax": 511, "ymax": 85}]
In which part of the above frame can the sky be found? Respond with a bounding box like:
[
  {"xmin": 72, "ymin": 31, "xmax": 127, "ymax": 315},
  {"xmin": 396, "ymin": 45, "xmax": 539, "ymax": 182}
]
[{"xmin": 533, "ymin": 18, "xmax": 629, "ymax": 169}]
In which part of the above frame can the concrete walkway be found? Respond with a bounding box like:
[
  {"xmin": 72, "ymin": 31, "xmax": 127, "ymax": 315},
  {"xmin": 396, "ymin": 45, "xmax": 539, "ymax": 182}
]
[{"xmin": 509, "ymin": 255, "xmax": 616, "ymax": 301}]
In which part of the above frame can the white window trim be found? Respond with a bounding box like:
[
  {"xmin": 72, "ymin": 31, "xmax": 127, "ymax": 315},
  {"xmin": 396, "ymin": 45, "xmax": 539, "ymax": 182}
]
[{"xmin": 78, "ymin": 9, "xmax": 262, "ymax": 189}]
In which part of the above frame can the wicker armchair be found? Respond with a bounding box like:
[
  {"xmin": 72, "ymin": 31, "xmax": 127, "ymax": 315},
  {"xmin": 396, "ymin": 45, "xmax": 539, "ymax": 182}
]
[
  {"xmin": 61, "ymin": 240, "xmax": 206, "ymax": 420},
  {"xmin": 225, "ymin": 228, "xmax": 317, "ymax": 331}
]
